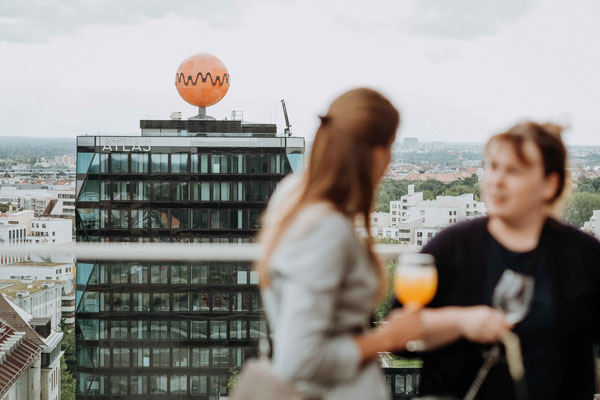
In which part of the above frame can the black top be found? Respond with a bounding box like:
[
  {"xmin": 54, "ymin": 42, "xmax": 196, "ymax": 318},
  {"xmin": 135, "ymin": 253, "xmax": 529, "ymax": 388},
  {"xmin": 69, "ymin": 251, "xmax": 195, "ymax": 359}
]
[
  {"xmin": 394, "ymin": 217, "xmax": 600, "ymax": 400},
  {"xmin": 482, "ymin": 227, "xmax": 560, "ymax": 400}
]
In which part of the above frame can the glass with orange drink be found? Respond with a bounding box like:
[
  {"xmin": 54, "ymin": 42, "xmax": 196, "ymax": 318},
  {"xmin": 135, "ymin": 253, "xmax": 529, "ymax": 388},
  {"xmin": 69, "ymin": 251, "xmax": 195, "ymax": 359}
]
[{"xmin": 394, "ymin": 253, "xmax": 438, "ymax": 307}]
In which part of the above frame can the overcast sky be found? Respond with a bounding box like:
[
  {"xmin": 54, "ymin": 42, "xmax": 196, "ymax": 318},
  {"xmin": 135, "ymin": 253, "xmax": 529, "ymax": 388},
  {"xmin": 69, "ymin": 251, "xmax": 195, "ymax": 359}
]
[{"xmin": 1, "ymin": 0, "xmax": 599, "ymax": 145}]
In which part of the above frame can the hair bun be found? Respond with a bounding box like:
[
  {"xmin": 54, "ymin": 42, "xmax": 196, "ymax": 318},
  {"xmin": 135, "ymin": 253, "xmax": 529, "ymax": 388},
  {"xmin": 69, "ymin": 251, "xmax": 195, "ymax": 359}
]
[{"xmin": 541, "ymin": 123, "xmax": 564, "ymax": 138}]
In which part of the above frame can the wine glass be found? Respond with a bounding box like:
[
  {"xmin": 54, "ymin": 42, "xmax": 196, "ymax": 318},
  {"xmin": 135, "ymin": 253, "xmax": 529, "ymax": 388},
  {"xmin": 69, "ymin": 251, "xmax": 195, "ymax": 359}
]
[{"xmin": 394, "ymin": 253, "xmax": 438, "ymax": 308}]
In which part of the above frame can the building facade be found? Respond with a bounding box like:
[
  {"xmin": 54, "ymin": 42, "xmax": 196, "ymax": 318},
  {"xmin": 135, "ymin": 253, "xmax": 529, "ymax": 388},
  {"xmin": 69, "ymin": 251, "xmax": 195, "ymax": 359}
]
[{"xmin": 74, "ymin": 119, "xmax": 303, "ymax": 398}]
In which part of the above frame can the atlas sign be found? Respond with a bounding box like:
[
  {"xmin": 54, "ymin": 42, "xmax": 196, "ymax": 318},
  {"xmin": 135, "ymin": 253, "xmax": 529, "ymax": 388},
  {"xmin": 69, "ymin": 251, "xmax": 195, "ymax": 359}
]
[{"xmin": 101, "ymin": 138, "xmax": 151, "ymax": 152}]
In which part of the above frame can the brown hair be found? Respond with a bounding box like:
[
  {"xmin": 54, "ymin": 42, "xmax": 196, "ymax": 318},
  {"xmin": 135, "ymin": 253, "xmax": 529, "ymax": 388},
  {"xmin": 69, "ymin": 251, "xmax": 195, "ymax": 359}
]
[
  {"xmin": 256, "ymin": 88, "xmax": 400, "ymax": 297},
  {"xmin": 485, "ymin": 121, "xmax": 567, "ymax": 203}
]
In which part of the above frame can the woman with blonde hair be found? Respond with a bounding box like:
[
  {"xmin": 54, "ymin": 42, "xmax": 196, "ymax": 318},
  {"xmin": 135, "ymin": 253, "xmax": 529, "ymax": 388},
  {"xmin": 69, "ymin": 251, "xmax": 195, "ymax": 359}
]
[{"xmin": 257, "ymin": 88, "xmax": 509, "ymax": 399}]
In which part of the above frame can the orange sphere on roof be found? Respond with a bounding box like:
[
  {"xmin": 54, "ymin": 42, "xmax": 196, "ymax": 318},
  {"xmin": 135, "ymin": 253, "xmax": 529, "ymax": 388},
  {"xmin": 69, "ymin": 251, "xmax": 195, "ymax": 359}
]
[{"xmin": 175, "ymin": 53, "xmax": 230, "ymax": 107}]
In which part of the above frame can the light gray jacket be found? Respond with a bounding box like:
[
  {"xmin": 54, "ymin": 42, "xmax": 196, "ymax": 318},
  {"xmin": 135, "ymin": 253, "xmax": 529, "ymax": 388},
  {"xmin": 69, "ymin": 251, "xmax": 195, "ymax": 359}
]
[{"xmin": 262, "ymin": 203, "xmax": 391, "ymax": 400}]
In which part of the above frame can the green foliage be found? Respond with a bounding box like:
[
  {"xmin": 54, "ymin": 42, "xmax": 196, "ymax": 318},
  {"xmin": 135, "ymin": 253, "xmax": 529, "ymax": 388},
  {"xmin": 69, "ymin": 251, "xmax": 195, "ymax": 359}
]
[
  {"xmin": 374, "ymin": 174, "xmax": 481, "ymax": 212},
  {"xmin": 374, "ymin": 260, "xmax": 398, "ymax": 322},
  {"xmin": 563, "ymin": 192, "xmax": 600, "ymax": 227},
  {"xmin": 61, "ymin": 326, "xmax": 76, "ymax": 376},
  {"xmin": 60, "ymin": 357, "xmax": 76, "ymax": 400},
  {"xmin": 0, "ymin": 203, "xmax": 11, "ymax": 213},
  {"xmin": 227, "ymin": 367, "xmax": 240, "ymax": 392}
]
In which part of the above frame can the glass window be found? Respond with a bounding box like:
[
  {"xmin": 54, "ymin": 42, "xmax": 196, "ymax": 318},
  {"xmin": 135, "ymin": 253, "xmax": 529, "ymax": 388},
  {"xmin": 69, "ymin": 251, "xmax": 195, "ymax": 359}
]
[
  {"xmin": 110, "ymin": 210, "xmax": 129, "ymax": 229},
  {"xmin": 131, "ymin": 209, "xmax": 149, "ymax": 229},
  {"xmin": 152, "ymin": 182, "xmax": 170, "ymax": 201},
  {"xmin": 77, "ymin": 319, "xmax": 99, "ymax": 340},
  {"xmin": 191, "ymin": 209, "xmax": 209, "ymax": 229},
  {"xmin": 99, "ymin": 347, "xmax": 110, "ymax": 367},
  {"xmin": 210, "ymin": 154, "xmax": 228, "ymax": 173},
  {"xmin": 191, "ymin": 154, "xmax": 209, "ymax": 174},
  {"xmin": 171, "ymin": 265, "xmax": 188, "ymax": 284},
  {"xmin": 191, "ymin": 321, "xmax": 208, "ymax": 339},
  {"xmin": 230, "ymin": 320, "xmax": 247, "ymax": 339},
  {"xmin": 133, "ymin": 181, "xmax": 150, "ymax": 201},
  {"xmin": 251, "ymin": 292, "xmax": 263, "ymax": 311},
  {"xmin": 191, "ymin": 375, "xmax": 208, "ymax": 395},
  {"xmin": 100, "ymin": 182, "xmax": 110, "ymax": 201},
  {"xmin": 248, "ymin": 154, "xmax": 269, "ymax": 174},
  {"xmin": 191, "ymin": 292, "xmax": 210, "ymax": 311},
  {"xmin": 249, "ymin": 209, "xmax": 262, "ymax": 230},
  {"xmin": 191, "ymin": 265, "xmax": 208, "ymax": 284},
  {"xmin": 131, "ymin": 265, "xmax": 148, "ymax": 283},
  {"xmin": 78, "ymin": 181, "xmax": 99, "ymax": 202},
  {"xmin": 232, "ymin": 182, "xmax": 249, "ymax": 202},
  {"xmin": 77, "ymin": 209, "xmax": 99, "ymax": 230},
  {"xmin": 131, "ymin": 376, "xmax": 148, "ymax": 394},
  {"xmin": 232, "ymin": 265, "xmax": 248, "ymax": 284},
  {"xmin": 231, "ymin": 154, "xmax": 246, "ymax": 174},
  {"xmin": 170, "ymin": 375, "xmax": 188, "ymax": 394},
  {"xmin": 77, "ymin": 153, "xmax": 94, "ymax": 174},
  {"xmin": 212, "ymin": 293, "xmax": 229, "ymax": 312},
  {"xmin": 152, "ymin": 293, "xmax": 170, "ymax": 311},
  {"xmin": 131, "ymin": 153, "xmax": 148, "ymax": 173},
  {"xmin": 150, "ymin": 321, "xmax": 168, "ymax": 339},
  {"xmin": 211, "ymin": 348, "xmax": 229, "ymax": 367},
  {"xmin": 152, "ymin": 349, "xmax": 170, "ymax": 367},
  {"xmin": 171, "ymin": 320, "xmax": 188, "ymax": 339},
  {"xmin": 112, "ymin": 181, "xmax": 130, "ymax": 201},
  {"xmin": 171, "ymin": 154, "xmax": 188, "ymax": 173},
  {"xmin": 251, "ymin": 181, "xmax": 272, "ymax": 201},
  {"xmin": 112, "ymin": 348, "xmax": 130, "ymax": 367},
  {"xmin": 250, "ymin": 320, "xmax": 268, "ymax": 339},
  {"xmin": 110, "ymin": 375, "xmax": 128, "ymax": 395},
  {"xmin": 250, "ymin": 270, "xmax": 259, "ymax": 284},
  {"xmin": 172, "ymin": 349, "xmax": 189, "ymax": 367},
  {"xmin": 271, "ymin": 154, "xmax": 282, "ymax": 174},
  {"xmin": 231, "ymin": 209, "xmax": 248, "ymax": 229},
  {"xmin": 210, "ymin": 209, "xmax": 229, "ymax": 229},
  {"xmin": 133, "ymin": 348, "xmax": 150, "ymax": 367},
  {"xmin": 99, "ymin": 153, "xmax": 109, "ymax": 173},
  {"xmin": 171, "ymin": 209, "xmax": 189, "ymax": 229},
  {"xmin": 210, "ymin": 265, "xmax": 229, "ymax": 284},
  {"xmin": 192, "ymin": 349, "xmax": 209, "ymax": 367},
  {"xmin": 151, "ymin": 265, "xmax": 169, "ymax": 283},
  {"xmin": 173, "ymin": 292, "xmax": 189, "ymax": 311},
  {"xmin": 210, "ymin": 375, "xmax": 227, "ymax": 395},
  {"xmin": 110, "ymin": 265, "xmax": 128, "ymax": 283},
  {"xmin": 232, "ymin": 292, "xmax": 250, "ymax": 312},
  {"xmin": 174, "ymin": 182, "xmax": 188, "ymax": 201},
  {"xmin": 210, "ymin": 321, "xmax": 227, "ymax": 339},
  {"xmin": 111, "ymin": 153, "xmax": 129, "ymax": 173},
  {"xmin": 151, "ymin": 154, "xmax": 168, "ymax": 173},
  {"xmin": 112, "ymin": 293, "xmax": 130, "ymax": 312},
  {"xmin": 150, "ymin": 375, "xmax": 168, "ymax": 394},
  {"xmin": 131, "ymin": 321, "xmax": 148, "ymax": 339},
  {"xmin": 151, "ymin": 209, "xmax": 169, "ymax": 229},
  {"xmin": 133, "ymin": 292, "xmax": 150, "ymax": 312}
]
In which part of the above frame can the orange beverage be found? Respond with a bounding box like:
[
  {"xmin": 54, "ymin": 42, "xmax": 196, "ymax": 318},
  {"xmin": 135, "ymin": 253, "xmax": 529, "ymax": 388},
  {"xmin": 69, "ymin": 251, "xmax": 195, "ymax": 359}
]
[{"xmin": 395, "ymin": 254, "xmax": 438, "ymax": 307}]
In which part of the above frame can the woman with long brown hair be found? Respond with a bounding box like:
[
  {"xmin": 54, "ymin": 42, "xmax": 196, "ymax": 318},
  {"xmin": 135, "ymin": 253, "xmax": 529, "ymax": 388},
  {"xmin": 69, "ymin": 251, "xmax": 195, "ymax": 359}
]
[{"xmin": 257, "ymin": 88, "xmax": 509, "ymax": 399}]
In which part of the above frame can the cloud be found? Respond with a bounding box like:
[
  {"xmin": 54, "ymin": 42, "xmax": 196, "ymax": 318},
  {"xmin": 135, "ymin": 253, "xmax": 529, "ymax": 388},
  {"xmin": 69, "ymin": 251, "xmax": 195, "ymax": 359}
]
[
  {"xmin": 0, "ymin": 0, "xmax": 241, "ymax": 43},
  {"xmin": 409, "ymin": 0, "xmax": 538, "ymax": 40}
]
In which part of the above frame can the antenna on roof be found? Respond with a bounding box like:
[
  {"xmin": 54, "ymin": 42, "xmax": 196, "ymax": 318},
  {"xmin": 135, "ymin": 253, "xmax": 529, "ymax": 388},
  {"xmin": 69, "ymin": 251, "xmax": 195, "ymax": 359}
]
[{"xmin": 281, "ymin": 100, "xmax": 292, "ymax": 137}]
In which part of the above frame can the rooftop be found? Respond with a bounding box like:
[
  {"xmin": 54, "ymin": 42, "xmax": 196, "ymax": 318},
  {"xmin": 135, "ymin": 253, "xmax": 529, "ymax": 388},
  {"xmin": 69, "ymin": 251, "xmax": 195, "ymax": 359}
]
[{"xmin": 0, "ymin": 280, "xmax": 64, "ymax": 299}]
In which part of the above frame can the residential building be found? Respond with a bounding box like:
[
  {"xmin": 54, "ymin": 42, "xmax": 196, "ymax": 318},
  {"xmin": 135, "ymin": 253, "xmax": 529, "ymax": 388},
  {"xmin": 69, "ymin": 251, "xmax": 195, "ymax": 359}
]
[
  {"xmin": 74, "ymin": 120, "xmax": 304, "ymax": 397},
  {"xmin": 0, "ymin": 262, "xmax": 74, "ymax": 282},
  {"xmin": 0, "ymin": 224, "xmax": 27, "ymax": 265},
  {"xmin": 29, "ymin": 217, "xmax": 72, "ymax": 244},
  {"xmin": 583, "ymin": 210, "xmax": 600, "ymax": 238},
  {"xmin": 0, "ymin": 279, "xmax": 74, "ymax": 330},
  {"xmin": 0, "ymin": 295, "xmax": 64, "ymax": 400}
]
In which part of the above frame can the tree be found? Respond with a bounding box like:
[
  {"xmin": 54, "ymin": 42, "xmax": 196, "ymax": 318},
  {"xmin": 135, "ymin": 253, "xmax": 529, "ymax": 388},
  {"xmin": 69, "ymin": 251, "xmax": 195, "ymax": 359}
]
[
  {"xmin": 374, "ymin": 260, "xmax": 398, "ymax": 322},
  {"xmin": 563, "ymin": 192, "xmax": 600, "ymax": 227},
  {"xmin": 227, "ymin": 367, "xmax": 240, "ymax": 392},
  {"xmin": 60, "ymin": 357, "xmax": 76, "ymax": 400},
  {"xmin": 61, "ymin": 326, "xmax": 76, "ymax": 376}
]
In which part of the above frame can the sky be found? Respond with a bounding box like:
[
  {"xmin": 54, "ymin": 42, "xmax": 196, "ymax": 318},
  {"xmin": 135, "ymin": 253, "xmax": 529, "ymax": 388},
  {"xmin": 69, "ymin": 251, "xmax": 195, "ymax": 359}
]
[{"xmin": 1, "ymin": 0, "xmax": 600, "ymax": 145}]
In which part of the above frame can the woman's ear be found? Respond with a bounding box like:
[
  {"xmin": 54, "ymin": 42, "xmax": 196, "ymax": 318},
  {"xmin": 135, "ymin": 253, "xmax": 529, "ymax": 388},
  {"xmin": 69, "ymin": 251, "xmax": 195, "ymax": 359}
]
[{"xmin": 543, "ymin": 172, "xmax": 560, "ymax": 203}]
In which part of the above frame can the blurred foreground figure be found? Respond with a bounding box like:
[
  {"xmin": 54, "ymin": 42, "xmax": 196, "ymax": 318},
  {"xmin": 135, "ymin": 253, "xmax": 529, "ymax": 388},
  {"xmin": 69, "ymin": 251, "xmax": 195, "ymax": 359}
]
[
  {"xmin": 402, "ymin": 122, "xmax": 600, "ymax": 400},
  {"xmin": 256, "ymin": 88, "xmax": 509, "ymax": 400}
]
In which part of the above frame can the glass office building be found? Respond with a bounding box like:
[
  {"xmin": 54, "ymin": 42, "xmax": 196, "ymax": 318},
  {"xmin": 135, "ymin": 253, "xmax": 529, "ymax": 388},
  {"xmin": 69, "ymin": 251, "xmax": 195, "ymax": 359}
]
[{"xmin": 75, "ymin": 119, "xmax": 304, "ymax": 399}]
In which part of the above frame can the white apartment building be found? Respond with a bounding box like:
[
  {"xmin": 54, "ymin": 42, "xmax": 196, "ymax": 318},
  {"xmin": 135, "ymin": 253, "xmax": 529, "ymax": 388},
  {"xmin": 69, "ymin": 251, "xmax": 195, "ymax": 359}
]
[
  {"xmin": 0, "ymin": 210, "xmax": 35, "ymax": 234},
  {"xmin": 29, "ymin": 218, "xmax": 72, "ymax": 244},
  {"xmin": 0, "ymin": 262, "xmax": 74, "ymax": 282},
  {"xmin": 0, "ymin": 187, "xmax": 75, "ymax": 216},
  {"xmin": 0, "ymin": 295, "xmax": 63, "ymax": 400},
  {"xmin": 415, "ymin": 228, "xmax": 441, "ymax": 247},
  {"xmin": 390, "ymin": 185, "xmax": 424, "ymax": 226},
  {"xmin": 0, "ymin": 279, "xmax": 73, "ymax": 331},
  {"xmin": 0, "ymin": 224, "xmax": 27, "ymax": 265},
  {"xmin": 583, "ymin": 210, "xmax": 600, "ymax": 238}
]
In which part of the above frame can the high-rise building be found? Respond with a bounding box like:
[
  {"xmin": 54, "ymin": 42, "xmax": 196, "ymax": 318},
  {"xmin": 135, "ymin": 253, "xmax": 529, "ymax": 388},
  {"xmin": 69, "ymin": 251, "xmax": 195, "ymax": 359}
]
[{"xmin": 74, "ymin": 120, "xmax": 304, "ymax": 398}]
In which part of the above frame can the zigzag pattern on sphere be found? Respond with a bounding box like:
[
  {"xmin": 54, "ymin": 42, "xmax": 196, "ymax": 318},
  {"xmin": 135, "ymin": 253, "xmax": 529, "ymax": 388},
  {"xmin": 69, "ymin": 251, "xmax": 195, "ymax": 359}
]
[{"xmin": 175, "ymin": 72, "xmax": 230, "ymax": 86}]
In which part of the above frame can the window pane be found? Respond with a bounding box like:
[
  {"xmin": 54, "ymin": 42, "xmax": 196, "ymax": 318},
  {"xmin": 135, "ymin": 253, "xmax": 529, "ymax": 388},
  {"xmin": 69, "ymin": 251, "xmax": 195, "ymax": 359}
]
[
  {"xmin": 112, "ymin": 181, "xmax": 130, "ymax": 201},
  {"xmin": 174, "ymin": 182, "xmax": 188, "ymax": 201},
  {"xmin": 133, "ymin": 181, "xmax": 150, "ymax": 201},
  {"xmin": 173, "ymin": 293, "xmax": 189, "ymax": 311},
  {"xmin": 191, "ymin": 321, "xmax": 208, "ymax": 339},
  {"xmin": 133, "ymin": 293, "xmax": 150, "ymax": 312},
  {"xmin": 151, "ymin": 265, "xmax": 169, "ymax": 283},
  {"xmin": 131, "ymin": 321, "xmax": 148, "ymax": 339},
  {"xmin": 131, "ymin": 209, "xmax": 149, "ymax": 229},
  {"xmin": 212, "ymin": 182, "xmax": 220, "ymax": 201},
  {"xmin": 191, "ymin": 265, "xmax": 208, "ymax": 284},
  {"xmin": 100, "ymin": 182, "xmax": 111, "ymax": 201},
  {"xmin": 112, "ymin": 293, "xmax": 130, "ymax": 312},
  {"xmin": 78, "ymin": 180, "xmax": 99, "ymax": 202},
  {"xmin": 152, "ymin": 293, "xmax": 170, "ymax": 311},
  {"xmin": 212, "ymin": 293, "xmax": 229, "ymax": 312},
  {"xmin": 152, "ymin": 182, "xmax": 170, "ymax": 201},
  {"xmin": 77, "ymin": 209, "xmax": 99, "ymax": 230},
  {"xmin": 191, "ymin": 210, "xmax": 208, "ymax": 229},
  {"xmin": 77, "ymin": 153, "xmax": 94, "ymax": 174},
  {"xmin": 221, "ymin": 182, "xmax": 230, "ymax": 201},
  {"xmin": 110, "ymin": 153, "xmax": 129, "ymax": 173},
  {"xmin": 99, "ymin": 154, "xmax": 109, "ymax": 173},
  {"xmin": 131, "ymin": 153, "xmax": 149, "ymax": 173},
  {"xmin": 171, "ymin": 209, "xmax": 189, "ymax": 229},
  {"xmin": 191, "ymin": 375, "xmax": 207, "ymax": 395},
  {"xmin": 231, "ymin": 154, "xmax": 245, "ymax": 174},
  {"xmin": 171, "ymin": 265, "xmax": 188, "ymax": 284},
  {"xmin": 192, "ymin": 349, "xmax": 209, "ymax": 367},
  {"xmin": 230, "ymin": 320, "xmax": 247, "ymax": 339},
  {"xmin": 171, "ymin": 154, "xmax": 188, "ymax": 173},
  {"xmin": 192, "ymin": 293, "xmax": 210, "ymax": 311},
  {"xmin": 110, "ymin": 210, "xmax": 129, "ymax": 229},
  {"xmin": 151, "ymin": 209, "xmax": 169, "ymax": 229},
  {"xmin": 151, "ymin": 154, "xmax": 168, "ymax": 173},
  {"xmin": 150, "ymin": 375, "xmax": 168, "ymax": 394},
  {"xmin": 171, "ymin": 321, "xmax": 188, "ymax": 339}
]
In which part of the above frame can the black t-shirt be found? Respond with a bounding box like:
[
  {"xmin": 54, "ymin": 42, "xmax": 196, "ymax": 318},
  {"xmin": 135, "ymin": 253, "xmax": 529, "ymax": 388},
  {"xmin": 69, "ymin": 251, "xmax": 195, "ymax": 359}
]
[{"xmin": 482, "ymin": 228, "xmax": 560, "ymax": 400}]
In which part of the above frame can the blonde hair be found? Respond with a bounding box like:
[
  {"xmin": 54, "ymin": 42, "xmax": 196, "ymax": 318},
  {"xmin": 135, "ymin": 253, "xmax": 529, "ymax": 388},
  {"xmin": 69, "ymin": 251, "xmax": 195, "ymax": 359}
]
[{"xmin": 255, "ymin": 88, "xmax": 400, "ymax": 298}]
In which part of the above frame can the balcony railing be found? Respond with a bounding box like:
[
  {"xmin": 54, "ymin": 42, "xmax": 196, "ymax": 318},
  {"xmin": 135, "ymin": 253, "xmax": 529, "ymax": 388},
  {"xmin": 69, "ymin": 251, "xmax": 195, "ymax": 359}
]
[{"xmin": 0, "ymin": 243, "xmax": 420, "ymax": 400}]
